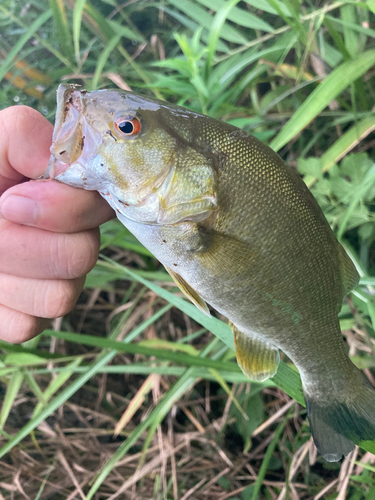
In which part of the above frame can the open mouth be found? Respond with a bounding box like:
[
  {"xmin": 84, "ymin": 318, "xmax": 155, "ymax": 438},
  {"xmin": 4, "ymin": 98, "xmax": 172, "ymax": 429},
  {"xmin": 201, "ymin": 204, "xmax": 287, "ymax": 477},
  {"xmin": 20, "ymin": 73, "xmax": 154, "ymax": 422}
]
[
  {"xmin": 50, "ymin": 85, "xmax": 85, "ymax": 166},
  {"xmin": 44, "ymin": 85, "xmax": 102, "ymax": 189}
]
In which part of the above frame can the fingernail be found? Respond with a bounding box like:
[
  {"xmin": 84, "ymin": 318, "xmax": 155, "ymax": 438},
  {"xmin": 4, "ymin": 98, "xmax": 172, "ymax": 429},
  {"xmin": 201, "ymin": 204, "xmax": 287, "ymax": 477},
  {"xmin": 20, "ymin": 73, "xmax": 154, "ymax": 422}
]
[{"xmin": 0, "ymin": 195, "xmax": 37, "ymax": 225}]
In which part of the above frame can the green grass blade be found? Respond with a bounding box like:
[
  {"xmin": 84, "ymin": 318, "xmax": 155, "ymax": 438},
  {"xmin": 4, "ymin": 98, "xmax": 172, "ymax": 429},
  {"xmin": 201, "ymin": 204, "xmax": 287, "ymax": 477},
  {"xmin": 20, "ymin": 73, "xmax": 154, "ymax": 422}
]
[
  {"xmin": 48, "ymin": 0, "xmax": 73, "ymax": 59},
  {"xmin": 305, "ymin": 115, "xmax": 375, "ymax": 187},
  {"xmin": 250, "ymin": 409, "xmax": 291, "ymax": 500},
  {"xmin": 0, "ymin": 8, "xmax": 52, "ymax": 84},
  {"xmin": 205, "ymin": 0, "xmax": 244, "ymax": 79},
  {"xmin": 352, "ymin": 289, "xmax": 375, "ymax": 332},
  {"xmin": 0, "ymin": 351, "xmax": 113, "ymax": 458},
  {"xmin": 42, "ymin": 330, "xmax": 241, "ymax": 372},
  {"xmin": 269, "ymin": 50, "xmax": 375, "ymax": 152},
  {"xmin": 167, "ymin": 0, "xmax": 247, "ymax": 44},
  {"xmin": 196, "ymin": 0, "xmax": 273, "ymax": 32},
  {"xmin": 323, "ymin": 16, "xmax": 351, "ymax": 60},
  {"xmin": 32, "ymin": 357, "xmax": 83, "ymax": 416},
  {"xmin": 91, "ymin": 34, "xmax": 122, "ymax": 90},
  {"xmin": 0, "ymin": 371, "xmax": 24, "ymax": 430},
  {"xmin": 23, "ymin": 372, "xmax": 45, "ymax": 403},
  {"xmin": 244, "ymin": 0, "xmax": 292, "ymax": 16},
  {"xmin": 0, "ymin": 302, "xmax": 165, "ymax": 457},
  {"xmin": 73, "ymin": 0, "xmax": 87, "ymax": 67},
  {"xmin": 326, "ymin": 13, "xmax": 375, "ymax": 39}
]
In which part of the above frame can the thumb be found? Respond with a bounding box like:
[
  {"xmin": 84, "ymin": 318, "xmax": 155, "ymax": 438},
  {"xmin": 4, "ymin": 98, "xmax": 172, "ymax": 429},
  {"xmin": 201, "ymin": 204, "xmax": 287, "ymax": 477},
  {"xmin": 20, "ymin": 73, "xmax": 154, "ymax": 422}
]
[{"xmin": 0, "ymin": 106, "xmax": 53, "ymax": 195}]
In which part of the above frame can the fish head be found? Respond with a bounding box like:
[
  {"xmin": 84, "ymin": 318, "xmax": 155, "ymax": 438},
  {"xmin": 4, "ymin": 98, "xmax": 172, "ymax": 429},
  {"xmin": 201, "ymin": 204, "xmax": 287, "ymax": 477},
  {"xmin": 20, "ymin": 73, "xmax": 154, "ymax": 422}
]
[
  {"xmin": 46, "ymin": 84, "xmax": 217, "ymax": 225},
  {"xmin": 46, "ymin": 84, "xmax": 178, "ymax": 210}
]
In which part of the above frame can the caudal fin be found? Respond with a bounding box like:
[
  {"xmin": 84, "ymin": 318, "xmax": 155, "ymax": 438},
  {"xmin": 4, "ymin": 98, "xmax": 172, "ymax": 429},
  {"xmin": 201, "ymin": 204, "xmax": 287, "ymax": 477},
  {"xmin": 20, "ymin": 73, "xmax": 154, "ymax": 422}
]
[{"xmin": 304, "ymin": 374, "xmax": 375, "ymax": 462}]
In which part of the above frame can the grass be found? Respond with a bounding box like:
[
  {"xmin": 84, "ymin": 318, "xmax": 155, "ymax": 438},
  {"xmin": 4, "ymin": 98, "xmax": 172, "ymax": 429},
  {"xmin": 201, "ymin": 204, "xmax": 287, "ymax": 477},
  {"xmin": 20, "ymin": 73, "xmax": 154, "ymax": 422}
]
[{"xmin": 1, "ymin": 0, "xmax": 375, "ymax": 498}]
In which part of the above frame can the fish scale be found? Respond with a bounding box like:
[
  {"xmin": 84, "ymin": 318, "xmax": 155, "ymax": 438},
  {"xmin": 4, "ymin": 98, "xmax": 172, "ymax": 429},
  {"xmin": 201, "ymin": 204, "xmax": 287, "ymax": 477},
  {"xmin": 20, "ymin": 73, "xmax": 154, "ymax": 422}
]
[{"xmin": 45, "ymin": 84, "xmax": 375, "ymax": 462}]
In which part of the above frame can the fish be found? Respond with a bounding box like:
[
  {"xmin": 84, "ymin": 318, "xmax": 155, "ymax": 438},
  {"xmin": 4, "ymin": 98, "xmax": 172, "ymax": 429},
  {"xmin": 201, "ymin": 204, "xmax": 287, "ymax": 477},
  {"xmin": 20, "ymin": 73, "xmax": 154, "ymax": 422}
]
[{"xmin": 45, "ymin": 83, "xmax": 375, "ymax": 462}]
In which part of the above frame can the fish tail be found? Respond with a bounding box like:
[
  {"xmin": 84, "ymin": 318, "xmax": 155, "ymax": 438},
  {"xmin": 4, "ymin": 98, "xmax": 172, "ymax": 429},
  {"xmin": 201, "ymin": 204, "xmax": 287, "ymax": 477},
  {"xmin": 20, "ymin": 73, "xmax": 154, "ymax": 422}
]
[{"xmin": 304, "ymin": 369, "xmax": 375, "ymax": 462}]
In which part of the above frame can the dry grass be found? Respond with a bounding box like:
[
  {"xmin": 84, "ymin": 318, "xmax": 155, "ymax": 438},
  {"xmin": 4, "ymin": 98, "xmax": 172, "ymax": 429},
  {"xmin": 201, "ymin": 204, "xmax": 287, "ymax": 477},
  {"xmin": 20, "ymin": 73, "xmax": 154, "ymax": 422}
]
[{"xmin": 1, "ymin": 248, "xmax": 374, "ymax": 499}]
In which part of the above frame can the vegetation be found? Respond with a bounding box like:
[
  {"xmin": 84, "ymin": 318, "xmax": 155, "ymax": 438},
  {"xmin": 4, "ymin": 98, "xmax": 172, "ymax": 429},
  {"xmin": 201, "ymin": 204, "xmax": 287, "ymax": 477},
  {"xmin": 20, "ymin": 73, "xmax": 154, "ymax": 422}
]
[{"xmin": 1, "ymin": 0, "xmax": 375, "ymax": 498}]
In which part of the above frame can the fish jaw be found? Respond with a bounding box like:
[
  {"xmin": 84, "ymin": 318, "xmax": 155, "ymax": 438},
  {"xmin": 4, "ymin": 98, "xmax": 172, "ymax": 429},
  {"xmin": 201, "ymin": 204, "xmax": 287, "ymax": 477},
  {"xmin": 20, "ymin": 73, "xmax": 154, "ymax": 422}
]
[{"xmin": 44, "ymin": 84, "xmax": 110, "ymax": 191}]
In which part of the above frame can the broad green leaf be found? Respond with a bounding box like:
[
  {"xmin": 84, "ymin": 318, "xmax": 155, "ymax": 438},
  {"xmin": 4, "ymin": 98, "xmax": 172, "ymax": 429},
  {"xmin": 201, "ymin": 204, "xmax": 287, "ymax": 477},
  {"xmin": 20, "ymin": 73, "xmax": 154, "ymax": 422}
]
[
  {"xmin": 270, "ymin": 50, "xmax": 375, "ymax": 151},
  {"xmin": 337, "ymin": 164, "xmax": 375, "ymax": 240}
]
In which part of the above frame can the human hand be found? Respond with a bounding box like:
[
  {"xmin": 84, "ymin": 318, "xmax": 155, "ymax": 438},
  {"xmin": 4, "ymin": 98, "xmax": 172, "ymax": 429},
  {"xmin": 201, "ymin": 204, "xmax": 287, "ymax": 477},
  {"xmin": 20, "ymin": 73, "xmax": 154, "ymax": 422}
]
[{"xmin": 0, "ymin": 106, "xmax": 115, "ymax": 342}]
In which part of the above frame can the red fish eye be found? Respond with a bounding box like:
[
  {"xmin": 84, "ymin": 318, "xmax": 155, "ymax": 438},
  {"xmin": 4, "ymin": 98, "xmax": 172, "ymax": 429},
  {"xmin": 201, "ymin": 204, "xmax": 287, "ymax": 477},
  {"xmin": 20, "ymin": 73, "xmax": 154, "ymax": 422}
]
[{"xmin": 115, "ymin": 117, "xmax": 141, "ymax": 136}]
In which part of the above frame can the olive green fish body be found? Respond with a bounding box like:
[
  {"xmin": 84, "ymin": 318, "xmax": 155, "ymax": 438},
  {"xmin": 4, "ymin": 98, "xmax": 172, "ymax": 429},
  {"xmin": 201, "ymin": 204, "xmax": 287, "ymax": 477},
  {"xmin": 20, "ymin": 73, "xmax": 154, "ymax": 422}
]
[{"xmin": 46, "ymin": 85, "xmax": 375, "ymax": 462}]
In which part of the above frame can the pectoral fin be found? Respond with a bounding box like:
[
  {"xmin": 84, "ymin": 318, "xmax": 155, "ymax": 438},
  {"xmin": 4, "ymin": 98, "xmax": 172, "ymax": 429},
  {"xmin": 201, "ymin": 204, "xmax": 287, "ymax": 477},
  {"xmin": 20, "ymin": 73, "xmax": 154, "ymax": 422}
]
[
  {"xmin": 165, "ymin": 266, "xmax": 211, "ymax": 316},
  {"xmin": 231, "ymin": 323, "xmax": 280, "ymax": 381}
]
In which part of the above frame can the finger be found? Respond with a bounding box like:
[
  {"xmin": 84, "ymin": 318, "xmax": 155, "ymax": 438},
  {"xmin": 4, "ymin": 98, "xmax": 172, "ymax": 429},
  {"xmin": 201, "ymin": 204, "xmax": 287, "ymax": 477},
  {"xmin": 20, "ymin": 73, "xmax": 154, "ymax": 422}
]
[
  {"xmin": 0, "ymin": 304, "xmax": 50, "ymax": 343},
  {"xmin": 0, "ymin": 273, "xmax": 86, "ymax": 318},
  {"xmin": 0, "ymin": 220, "xmax": 100, "ymax": 279},
  {"xmin": 0, "ymin": 106, "xmax": 53, "ymax": 195},
  {"xmin": 0, "ymin": 179, "xmax": 115, "ymax": 232}
]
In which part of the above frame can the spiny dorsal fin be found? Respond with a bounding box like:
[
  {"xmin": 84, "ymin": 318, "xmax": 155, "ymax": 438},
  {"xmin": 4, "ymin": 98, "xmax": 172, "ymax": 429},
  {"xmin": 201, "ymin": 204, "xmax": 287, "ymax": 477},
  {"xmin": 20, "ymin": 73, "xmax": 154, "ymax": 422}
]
[
  {"xmin": 165, "ymin": 266, "xmax": 211, "ymax": 316},
  {"xmin": 231, "ymin": 323, "xmax": 280, "ymax": 382}
]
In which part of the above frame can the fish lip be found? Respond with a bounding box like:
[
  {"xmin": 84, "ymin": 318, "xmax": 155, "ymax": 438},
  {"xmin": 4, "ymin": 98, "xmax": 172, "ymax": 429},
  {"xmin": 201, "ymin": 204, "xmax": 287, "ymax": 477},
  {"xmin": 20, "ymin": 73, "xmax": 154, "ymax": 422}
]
[
  {"xmin": 45, "ymin": 84, "xmax": 102, "ymax": 181},
  {"xmin": 44, "ymin": 156, "xmax": 71, "ymax": 180},
  {"xmin": 53, "ymin": 84, "xmax": 83, "ymax": 140}
]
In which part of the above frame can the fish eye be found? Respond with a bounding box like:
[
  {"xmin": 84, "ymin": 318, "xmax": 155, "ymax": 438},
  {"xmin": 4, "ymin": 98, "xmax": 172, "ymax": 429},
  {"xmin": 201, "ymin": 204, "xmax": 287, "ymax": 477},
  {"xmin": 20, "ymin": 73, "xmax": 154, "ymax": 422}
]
[{"xmin": 115, "ymin": 116, "xmax": 141, "ymax": 136}]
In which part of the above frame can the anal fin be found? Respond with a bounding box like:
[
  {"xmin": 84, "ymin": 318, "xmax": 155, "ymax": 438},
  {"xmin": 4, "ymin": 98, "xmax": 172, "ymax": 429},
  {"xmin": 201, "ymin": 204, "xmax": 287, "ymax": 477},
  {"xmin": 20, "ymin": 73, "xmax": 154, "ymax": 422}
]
[
  {"xmin": 165, "ymin": 266, "xmax": 211, "ymax": 316},
  {"xmin": 231, "ymin": 323, "xmax": 280, "ymax": 382}
]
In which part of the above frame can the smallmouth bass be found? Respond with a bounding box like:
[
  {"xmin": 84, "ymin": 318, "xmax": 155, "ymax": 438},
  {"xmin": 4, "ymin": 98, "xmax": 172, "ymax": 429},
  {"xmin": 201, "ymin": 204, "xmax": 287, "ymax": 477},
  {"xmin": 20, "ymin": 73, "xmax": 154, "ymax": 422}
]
[{"xmin": 45, "ymin": 84, "xmax": 375, "ymax": 462}]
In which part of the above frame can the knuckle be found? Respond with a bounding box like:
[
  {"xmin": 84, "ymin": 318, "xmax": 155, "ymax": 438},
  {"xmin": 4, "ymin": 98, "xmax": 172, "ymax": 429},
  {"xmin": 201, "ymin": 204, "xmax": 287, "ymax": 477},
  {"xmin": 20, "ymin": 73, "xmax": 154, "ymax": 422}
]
[
  {"xmin": 44, "ymin": 231, "xmax": 99, "ymax": 279},
  {"xmin": 0, "ymin": 307, "xmax": 40, "ymax": 344},
  {"xmin": 43, "ymin": 279, "xmax": 82, "ymax": 318},
  {"xmin": 2, "ymin": 106, "xmax": 40, "ymax": 137},
  {"xmin": 77, "ymin": 229, "xmax": 100, "ymax": 273}
]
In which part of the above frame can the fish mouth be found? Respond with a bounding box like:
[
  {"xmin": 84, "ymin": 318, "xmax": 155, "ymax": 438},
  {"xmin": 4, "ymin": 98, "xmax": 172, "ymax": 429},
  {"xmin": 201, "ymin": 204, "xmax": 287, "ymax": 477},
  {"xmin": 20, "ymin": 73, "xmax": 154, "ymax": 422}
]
[{"xmin": 44, "ymin": 84, "xmax": 102, "ymax": 189}]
